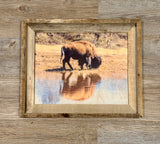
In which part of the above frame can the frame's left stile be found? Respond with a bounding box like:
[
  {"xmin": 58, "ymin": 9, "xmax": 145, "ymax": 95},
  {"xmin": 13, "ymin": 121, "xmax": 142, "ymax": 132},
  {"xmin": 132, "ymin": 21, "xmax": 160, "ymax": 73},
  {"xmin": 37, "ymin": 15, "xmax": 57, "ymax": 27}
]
[{"xmin": 20, "ymin": 21, "xmax": 27, "ymax": 117}]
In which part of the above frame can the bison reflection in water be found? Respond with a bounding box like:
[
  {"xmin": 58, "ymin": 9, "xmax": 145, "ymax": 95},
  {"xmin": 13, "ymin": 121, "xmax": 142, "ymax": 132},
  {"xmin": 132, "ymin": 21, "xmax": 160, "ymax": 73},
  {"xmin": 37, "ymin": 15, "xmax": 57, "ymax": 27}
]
[
  {"xmin": 61, "ymin": 41, "xmax": 102, "ymax": 70},
  {"xmin": 60, "ymin": 72, "xmax": 101, "ymax": 101}
]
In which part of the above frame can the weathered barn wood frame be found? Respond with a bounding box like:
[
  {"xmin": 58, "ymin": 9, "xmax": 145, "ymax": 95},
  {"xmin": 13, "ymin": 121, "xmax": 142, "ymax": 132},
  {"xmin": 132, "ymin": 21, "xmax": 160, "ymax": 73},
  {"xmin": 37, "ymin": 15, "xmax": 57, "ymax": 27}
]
[{"xmin": 20, "ymin": 19, "xmax": 142, "ymax": 118}]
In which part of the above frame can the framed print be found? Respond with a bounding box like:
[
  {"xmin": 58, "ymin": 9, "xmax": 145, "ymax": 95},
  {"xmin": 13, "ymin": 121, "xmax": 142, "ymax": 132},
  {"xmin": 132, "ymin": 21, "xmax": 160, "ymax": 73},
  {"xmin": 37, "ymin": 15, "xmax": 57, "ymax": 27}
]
[{"xmin": 20, "ymin": 19, "xmax": 142, "ymax": 118}]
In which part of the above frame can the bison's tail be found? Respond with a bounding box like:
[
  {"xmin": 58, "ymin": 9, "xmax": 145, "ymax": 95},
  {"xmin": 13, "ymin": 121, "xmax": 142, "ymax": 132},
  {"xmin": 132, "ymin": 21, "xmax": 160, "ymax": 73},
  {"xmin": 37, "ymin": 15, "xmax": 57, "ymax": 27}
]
[{"xmin": 60, "ymin": 46, "xmax": 64, "ymax": 63}]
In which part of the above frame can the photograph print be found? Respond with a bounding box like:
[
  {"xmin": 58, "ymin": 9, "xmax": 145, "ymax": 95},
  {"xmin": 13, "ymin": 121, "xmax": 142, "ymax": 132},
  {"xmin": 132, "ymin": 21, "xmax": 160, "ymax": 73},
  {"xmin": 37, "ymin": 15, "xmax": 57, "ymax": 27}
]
[{"xmin": 35, "ymin": 32, "xmax": 128, "ymax": 105}]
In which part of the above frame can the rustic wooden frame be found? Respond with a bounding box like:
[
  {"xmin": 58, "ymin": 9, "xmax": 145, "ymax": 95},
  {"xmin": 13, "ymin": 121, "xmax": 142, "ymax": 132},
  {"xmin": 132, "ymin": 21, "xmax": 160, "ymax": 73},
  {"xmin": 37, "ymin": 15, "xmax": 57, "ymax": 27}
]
[{"xmin": 20, "ymin": 19, "xmax": 142, "ymax": 118}]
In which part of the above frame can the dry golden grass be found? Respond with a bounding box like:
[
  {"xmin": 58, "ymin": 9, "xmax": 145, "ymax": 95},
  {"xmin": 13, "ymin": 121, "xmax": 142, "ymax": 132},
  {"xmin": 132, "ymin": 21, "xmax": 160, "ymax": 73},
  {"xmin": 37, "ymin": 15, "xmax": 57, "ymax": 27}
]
[{"xmin": 35, "ymin": 44, "xmax": 127, "ymax": 79}]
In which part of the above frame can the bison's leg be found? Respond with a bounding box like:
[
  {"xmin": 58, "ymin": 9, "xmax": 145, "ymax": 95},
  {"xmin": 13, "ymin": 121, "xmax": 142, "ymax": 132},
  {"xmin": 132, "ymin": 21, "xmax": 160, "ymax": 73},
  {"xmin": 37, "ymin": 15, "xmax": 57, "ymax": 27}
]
[
  {"xmin": 80, "ymin": 65, "xmax": 83, "ymax": 70},
  {"xmin": 79, "ymin": 64, "xmax": 84, "ymax": 70},
  {"xmin": 86, "ymin": 57, "xmax": 92, "ymax": 69},
  {"xmin": 62, "ymin": 59, "xmax": 66, "ymax": 70},
  {"xmin": 67, "ymin": 61, "xmax": 73, "ymax": 70},
  {"xmin": 63, "ymin": 56, "xmax": 73, "ymax": 70},
  {"xmin": 78, "ymin": 60, "xmax": 84, "ymax": 70}
]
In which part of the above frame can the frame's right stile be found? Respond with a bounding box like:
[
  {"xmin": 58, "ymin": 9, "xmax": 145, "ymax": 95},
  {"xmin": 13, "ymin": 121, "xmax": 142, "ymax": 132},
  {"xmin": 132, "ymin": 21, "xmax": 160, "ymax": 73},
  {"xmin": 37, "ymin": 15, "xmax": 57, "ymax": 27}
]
[
  {"xmin": 128, "ymin": 19, "xmax": 142, "ymax": 117},
  {"xmin": 137, "ymin": 20, "xmax": 143, "ymax": 117}
]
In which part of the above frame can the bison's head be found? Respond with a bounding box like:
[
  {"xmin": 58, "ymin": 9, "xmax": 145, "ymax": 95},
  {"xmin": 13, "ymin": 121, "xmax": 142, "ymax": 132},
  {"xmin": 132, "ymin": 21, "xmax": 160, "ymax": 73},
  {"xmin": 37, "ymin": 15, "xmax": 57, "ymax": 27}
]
[{"xmin": 91, "ymin": 56, "xmax": 102, "ymax": 68}]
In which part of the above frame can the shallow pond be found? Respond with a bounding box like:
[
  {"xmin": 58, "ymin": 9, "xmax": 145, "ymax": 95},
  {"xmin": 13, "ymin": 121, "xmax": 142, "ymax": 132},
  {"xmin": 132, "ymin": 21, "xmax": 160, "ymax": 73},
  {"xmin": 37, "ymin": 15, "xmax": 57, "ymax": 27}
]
[{"xmin": 35, "ymin": 71, "xmax": 128, "ymax": 104}]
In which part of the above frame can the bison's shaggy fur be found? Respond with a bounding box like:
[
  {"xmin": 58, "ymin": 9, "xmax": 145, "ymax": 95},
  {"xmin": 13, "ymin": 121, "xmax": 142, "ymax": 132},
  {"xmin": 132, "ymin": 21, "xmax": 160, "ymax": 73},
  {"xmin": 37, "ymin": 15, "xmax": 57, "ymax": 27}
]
[{"xmin": 61, "ymin": 41, "xmax": 102, "ymax": 70}]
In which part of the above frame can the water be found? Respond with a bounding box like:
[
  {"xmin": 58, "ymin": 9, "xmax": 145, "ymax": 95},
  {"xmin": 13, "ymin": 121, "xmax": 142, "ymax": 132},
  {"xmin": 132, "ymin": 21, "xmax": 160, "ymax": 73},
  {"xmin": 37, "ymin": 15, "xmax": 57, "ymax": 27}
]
[{"xmin": 35, "ymin": 71, "xmax": 128, "ymax": 104}]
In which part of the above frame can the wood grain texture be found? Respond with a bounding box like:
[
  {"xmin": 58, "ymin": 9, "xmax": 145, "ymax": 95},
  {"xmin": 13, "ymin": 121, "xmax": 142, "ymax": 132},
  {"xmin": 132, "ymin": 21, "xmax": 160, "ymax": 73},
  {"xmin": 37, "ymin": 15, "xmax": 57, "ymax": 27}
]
[
  {"xmin": 0, "ymin": 39, "xmax": 20, "ymax": 118},
  {"xmin": 0, "ymin": 39, "xmax": 20, "ymax": 76},
  {"xmin": 0, "ymin": 79, "xmax": 19, "ymax": 119},
  {"xmin": 99, "ymin": 0, "xmax": 160, "ymax": 20},
  {"xmin": 0, "ymin": 119, "xmax": 97, "ymax": 144},
  {"xmin": 98, "ymin": 119, "xmax": 160, "ymax": 144},
  {"xmin": 143, "ymin": 37, "xmax": 160, "ymax": 75},
  {"xmin": 0, "ymin": 0, "xmax": 98, "ymax": 38}
]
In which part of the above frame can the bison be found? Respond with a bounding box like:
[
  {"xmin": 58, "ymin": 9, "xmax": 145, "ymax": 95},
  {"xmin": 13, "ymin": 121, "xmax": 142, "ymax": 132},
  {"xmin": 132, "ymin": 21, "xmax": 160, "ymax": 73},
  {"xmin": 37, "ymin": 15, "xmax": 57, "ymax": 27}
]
[{"xmin": 60, "ymin": 41, "xmax": 102, "ymax": 70}]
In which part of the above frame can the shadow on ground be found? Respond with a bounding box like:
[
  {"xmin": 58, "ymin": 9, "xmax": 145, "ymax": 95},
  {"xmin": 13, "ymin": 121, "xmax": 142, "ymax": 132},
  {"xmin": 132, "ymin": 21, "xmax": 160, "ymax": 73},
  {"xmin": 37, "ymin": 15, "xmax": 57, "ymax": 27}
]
[{"xmin": 45, "ymin": 67, "xmax": 72, "ymax": 72}]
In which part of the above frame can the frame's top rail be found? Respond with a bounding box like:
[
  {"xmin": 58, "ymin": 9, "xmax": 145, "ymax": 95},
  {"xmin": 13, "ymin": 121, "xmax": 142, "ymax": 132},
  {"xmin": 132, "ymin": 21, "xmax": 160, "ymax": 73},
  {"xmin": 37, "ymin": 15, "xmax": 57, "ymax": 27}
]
[{"xmin": 22, "ymin": 19, "xmax": 141, "ymax": 24}]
